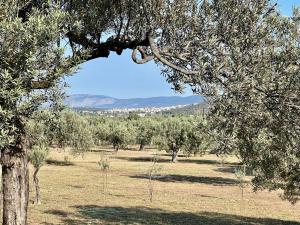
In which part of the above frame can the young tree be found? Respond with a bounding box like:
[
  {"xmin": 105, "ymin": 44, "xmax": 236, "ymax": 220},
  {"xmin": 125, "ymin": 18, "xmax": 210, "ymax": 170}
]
[{"xmin": 29, "ymin": 145, "xmax": 48, "ymax": 205}]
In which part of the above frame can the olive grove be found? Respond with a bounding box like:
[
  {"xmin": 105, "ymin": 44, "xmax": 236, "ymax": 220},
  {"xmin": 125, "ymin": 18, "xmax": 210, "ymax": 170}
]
[{"xmin": 0, "ymin": 0, "xmax": 299, "ymax": 224}]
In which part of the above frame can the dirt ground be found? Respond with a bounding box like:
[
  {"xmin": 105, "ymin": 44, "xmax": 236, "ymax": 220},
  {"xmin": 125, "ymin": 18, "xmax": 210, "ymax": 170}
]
[{"xmin": 28, "ymin": 148, "xmax": 300, "ymax": 225}]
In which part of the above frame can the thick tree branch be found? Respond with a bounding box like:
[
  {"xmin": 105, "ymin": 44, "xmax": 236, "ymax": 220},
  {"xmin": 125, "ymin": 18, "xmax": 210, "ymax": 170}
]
[
  {"xmin": 131, "ymin": 47, "xmax": 154, "ymax": 64},
  {"xmin": 67, "ymin": 32, "xmax": 150, "ymax": 61},
  {"xmin": 148, "ymin": 35, "xmax": 199, "ymax": 75}
]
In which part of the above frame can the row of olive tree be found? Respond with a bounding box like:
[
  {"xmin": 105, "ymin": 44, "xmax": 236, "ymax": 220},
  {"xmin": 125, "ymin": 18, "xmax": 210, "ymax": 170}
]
[{"xmin": 28, "ymin": 110, "xmax": 212, "ymax": 159}]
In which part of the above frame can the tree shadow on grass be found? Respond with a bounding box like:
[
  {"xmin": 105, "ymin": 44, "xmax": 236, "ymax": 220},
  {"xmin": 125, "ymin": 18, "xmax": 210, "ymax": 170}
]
[
  {"xmin": 179, "ymin": 158, "xmax": 238, "ymax": 166},
  {"xmin": 129, "ymin": 174, "xmax": 240, "ymax": 186},
  {"xmin": 114, "ymin": 155, "xmax": 237, "ymax": 166},
  {"xmin": 215, "ymin": 166, "xmax": 254, "ymax": 176},
  {"xmin": 215, "ymin": 166, "xmax": 237, "ymax": 174},
  {"xmin": 45, "ymin": 205, "xmax": 300, "ymax": 225},
  {"xmin": 113, "ymin": 156, "xmax": 171, "ymax": 163},
  {"xmin": 45, "ymin": 159, "xmax": 74, "ymax": 166}
]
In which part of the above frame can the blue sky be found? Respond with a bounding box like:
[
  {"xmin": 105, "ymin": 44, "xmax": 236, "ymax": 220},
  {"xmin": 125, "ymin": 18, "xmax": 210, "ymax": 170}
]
[{"xmin": 66, "ymin": 0, "xmax": 298, "ymax": 99}]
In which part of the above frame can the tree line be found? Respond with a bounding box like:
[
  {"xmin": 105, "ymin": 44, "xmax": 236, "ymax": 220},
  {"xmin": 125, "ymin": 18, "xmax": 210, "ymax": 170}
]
[{"xmin": 27, "ymin": 110, "xmax": 212, "ymax": 162}]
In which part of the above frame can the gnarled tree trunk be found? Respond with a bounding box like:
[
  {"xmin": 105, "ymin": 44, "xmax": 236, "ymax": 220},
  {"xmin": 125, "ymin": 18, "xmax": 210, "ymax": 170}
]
[{"xmin": 1, "ymin": 119, "xmax": 29, "ymax": 225}]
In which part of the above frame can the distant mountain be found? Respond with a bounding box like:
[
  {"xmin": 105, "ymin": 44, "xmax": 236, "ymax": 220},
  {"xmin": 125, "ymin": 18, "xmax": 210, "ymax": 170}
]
[{"xmin": 65, "ymin": 94, "xmax": 204, "ymax": 109}]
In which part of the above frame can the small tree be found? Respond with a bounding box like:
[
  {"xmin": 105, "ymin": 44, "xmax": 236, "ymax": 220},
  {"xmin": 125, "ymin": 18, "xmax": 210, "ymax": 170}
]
[
  {"xmin": 98, "ymin": 152, "xmax": 110, "ymax": 204},
  {"xmin": 29, "ymin": 145, "xmax": 49, "ymax": 205},
  {"xmin": 235, "ymin": 165, "xmax": 247, "ymax": 200},
  {"xmin": 148, "ymin": 152, "xmax": 163, "ymax": 203}
]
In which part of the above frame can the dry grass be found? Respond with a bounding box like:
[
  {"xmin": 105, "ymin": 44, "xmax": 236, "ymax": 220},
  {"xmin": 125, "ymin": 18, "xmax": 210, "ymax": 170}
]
[{"xmin": 28, "ymin": 148, "xmax": 300, "ymax": 225}]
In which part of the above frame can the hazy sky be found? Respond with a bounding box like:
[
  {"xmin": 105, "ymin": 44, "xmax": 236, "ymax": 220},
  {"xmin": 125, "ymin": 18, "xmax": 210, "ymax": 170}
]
[{"xmin": 66, "ymin": 0, "xmax": 299, "ymax": 99}]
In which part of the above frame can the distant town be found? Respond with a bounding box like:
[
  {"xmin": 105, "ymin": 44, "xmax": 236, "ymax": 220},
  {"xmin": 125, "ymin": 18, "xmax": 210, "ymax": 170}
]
[{"xmin": 74, "ymin": 103, "xmax": 208, "ymax": 117}]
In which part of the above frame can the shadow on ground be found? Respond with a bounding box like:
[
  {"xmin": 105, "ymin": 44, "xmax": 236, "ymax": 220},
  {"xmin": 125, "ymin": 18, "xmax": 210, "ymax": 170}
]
[
  {"xmin": 113, "ymin": 156, "xmax": 236, "ymax": 165},
  {"xmin": 215, "ymin": 166, "xmax": 254, "ymax": 176},
  {"xmin": 130, "ymin": 174, "xmax": 239, "ymax": 186},
  {"xmin": 215, "ymin": 166, "xmax": 237, "ymax": 174},
  {"xmin": 45, "ymin": 206, "xmax": 300, "ymax": 225},
  {"xmin": 46, "ymin": 159, "xmax": 74, "ymax": 166},
  {"xmin": 113, "ymin": 156, "xmax": 171, "ymax": 163}
]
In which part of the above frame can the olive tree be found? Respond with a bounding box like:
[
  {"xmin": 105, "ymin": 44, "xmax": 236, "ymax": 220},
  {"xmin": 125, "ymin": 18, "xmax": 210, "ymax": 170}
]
[
  {"xmin": 108, "ymin": 121, "xmax": 136, "ymax": 151},
  {"xmin": 29, "ymin": 145, "xmax": 48, "ymax": 205},
  {"xmin": 0, "ymin": 2, "xmax": 72, "ymax": 224},
  {"xmin": 135, "ymin": 118, "xmax": 157, "ymax": 151},
  {"xmin": 177, "ymin": 2, "xmax": 300, "ymax": 203},
  {"xmin": 154, "ymin": 117, "xmax": 191, "ymax": 162},
  {"xmin": 51, "ymin": 110, "xmax": 94, "ymax": 157},
  {"xmin": 26, "ymin": 111, "xmax": 55, "ymax": 206}
]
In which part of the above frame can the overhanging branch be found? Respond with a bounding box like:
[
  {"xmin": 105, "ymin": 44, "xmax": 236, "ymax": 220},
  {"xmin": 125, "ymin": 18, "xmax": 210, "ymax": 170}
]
[
  {"xmin": 148, "ymin": 35, "xmax": 199, "ymax": 75},
  {"xmin": 131, "ymin": 47, "xmax": 154, "ymax": 64}
]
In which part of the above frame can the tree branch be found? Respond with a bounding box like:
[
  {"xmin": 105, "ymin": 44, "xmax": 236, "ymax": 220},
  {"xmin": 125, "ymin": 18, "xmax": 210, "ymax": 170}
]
[
  {"xmin": 131, "ymin": 47, "xmax": 154, "ymax": 64},
  {"xmin": 67, "ymin": 32, "xmax": 150, "ymax": 61},
  {"xmin": 148, "ymin": 35, "xmax": 199, "ymax": 75},
  {"xmin": 31, "ymin": 81, "xmax": 51, "ymax": 89}
]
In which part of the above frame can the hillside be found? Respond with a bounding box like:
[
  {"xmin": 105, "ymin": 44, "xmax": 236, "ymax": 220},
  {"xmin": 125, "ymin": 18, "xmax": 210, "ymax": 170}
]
[{"xmin": 65, "ymin": 94, "xmax": 204, "ymax": 109}]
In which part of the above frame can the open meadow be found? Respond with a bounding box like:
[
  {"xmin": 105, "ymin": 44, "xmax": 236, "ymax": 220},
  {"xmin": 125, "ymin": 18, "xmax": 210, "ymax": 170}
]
[{"xmin": 27, "ymin": 148, "xmax": 300, "ymax": 225}]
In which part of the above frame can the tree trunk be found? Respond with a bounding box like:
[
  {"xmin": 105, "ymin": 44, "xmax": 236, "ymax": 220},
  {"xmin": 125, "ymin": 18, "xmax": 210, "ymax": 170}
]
[
  {"xmin": 139, "ymin": 143, "xmax": 145, "ymax": 151},
  {"xmin": 171, "ymin": 149, "xmax": 179, "ymax": 163},
  {"xmin": 2, "ymin": 148, "xmax": 29, "ymax": 225},
  {"xmin": 33, "ymin": 167, "xmax": 41, "ymax": 205},
  {"xmin": 1, "ymin": 118, "xmax": 29, "ymax": 225}
]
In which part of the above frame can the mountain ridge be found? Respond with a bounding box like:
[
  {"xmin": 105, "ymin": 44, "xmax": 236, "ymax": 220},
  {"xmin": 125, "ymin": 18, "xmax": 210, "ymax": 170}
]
[{"xmin": 65, "ymin": 94, "xmax": 204, "ymax": 109}]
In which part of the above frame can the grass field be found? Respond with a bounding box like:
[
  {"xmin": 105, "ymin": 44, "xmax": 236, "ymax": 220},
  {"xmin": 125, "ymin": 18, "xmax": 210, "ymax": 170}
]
[{"xmin": 28, "ymin": 148, "xmax": 300, "ymax": 225}]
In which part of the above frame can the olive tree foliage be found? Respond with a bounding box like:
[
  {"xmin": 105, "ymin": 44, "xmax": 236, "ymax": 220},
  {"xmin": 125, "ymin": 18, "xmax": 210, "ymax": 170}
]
[
  {"xmin": 183, "ymin": 119, "xmax": 213, "ymax": 157},
  {"xmin": 154, "ymin": 117, "xmax": 207, "ymax": 162},
  {"xmin": 108, "ymin": 120, "xmax": 136, "ymax": 151},
  {"xmin": 55, "ymin": 111, "xmax": 94, "ymax": 154},
  {"xmin": 88, "ymin": 116, "xmax": 111, "ymax": 146},
  {"xmin": 0, "ymin": 1, "xmax": 72, "ymax": 151},
  {"xmin": 175, "ymin": 2, "xmax": 300, "ymax": 203},
  {"xmin": 72, "ymin": 0, "xmax": 300, "ymax": 203},
  {"xmin": 135, "ymin": 118, "xmax": 157, "ymax": 151},
  {"xmin": 26, "ymin": 110, "xmax": 60, "ymax": 148}
]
